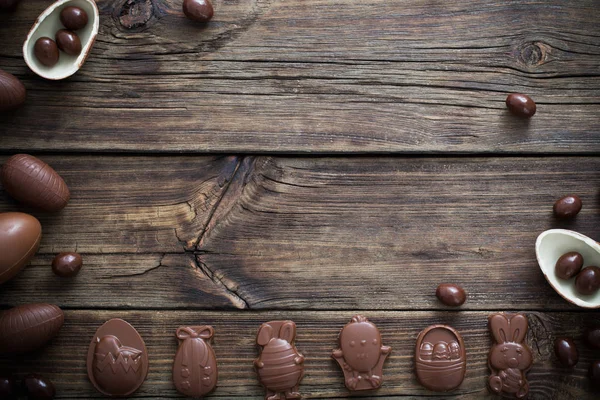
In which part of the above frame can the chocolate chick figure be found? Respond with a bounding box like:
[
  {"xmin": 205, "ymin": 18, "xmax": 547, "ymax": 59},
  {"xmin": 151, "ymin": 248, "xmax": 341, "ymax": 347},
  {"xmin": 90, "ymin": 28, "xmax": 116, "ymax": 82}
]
[{"xmin": 332, "ymin": 315, "xmax": 392, "ymax": 391}]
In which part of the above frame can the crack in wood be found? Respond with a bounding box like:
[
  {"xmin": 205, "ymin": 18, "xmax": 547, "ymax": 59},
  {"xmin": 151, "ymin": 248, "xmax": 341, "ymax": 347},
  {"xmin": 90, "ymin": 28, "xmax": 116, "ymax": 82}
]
[
  {"xmin": 194, "ymin": 255, "xmax": 250, "ymax": 309},
  {"xmin": 101, "ymin": 253, "xmax": 167, "ymax": 279}
]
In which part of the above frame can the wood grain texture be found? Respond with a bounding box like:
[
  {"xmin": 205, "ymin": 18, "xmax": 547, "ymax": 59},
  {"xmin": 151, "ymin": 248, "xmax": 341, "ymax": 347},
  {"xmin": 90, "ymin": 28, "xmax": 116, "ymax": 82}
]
[
  {"xmin": 0, "ymin": 310, "xmax": 598, "ymax": 399},
  {"xmin": 0, "ymin": 0, "xmax": 599, "ymax": 153},
  {"xmin": 1, "ymin": 155, "xmax": 599, "ymax": 311}
]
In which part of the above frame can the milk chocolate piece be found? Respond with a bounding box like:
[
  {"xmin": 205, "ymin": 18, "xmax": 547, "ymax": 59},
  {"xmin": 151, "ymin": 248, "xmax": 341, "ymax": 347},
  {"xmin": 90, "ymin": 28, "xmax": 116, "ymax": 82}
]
[
  {"xmin": 55, "ymin": 29, "xmax": 82, "ymax": 56},
  {"xmin": 506, "ymin": 93, "xmax": 536, "ymax": 118},
  {"xmin": 173, "ymin": 326, "xmax": 218, "ymax": 397},
  {"xmin": 183, "ymin": 0, "xmax": 213, "ymax": 22},
  {"xmin": 0, "ymin": 304, "xmax": 64, "ymax": 354},
  {"xmin": 555, "ymin": 252, "xmax": 584, "ymax": 280},
  {"xmin": 52, "ymin": 252, "xmax": 83, "ymax": 277},
  {"xmin": 332, "ymin": 315, "xmax": 391, "ymax": 391},
  {"xmin": 0, "ymin": 212, "xmax": 42, "ymax": 284},
  {"xmin": 436, "ymin": 283, "xmax": 467, "ymax": 306},
  {"xmin": 255, "ymin": 320, "xmax": 304, "ymax": 399},
  {"xmin": 34, "ymin": 37, "xmax": 59, "ymax": 67},
  {"xmin": 487, "ymin": 313, "xmax": 532, "ymax": 399},
  {"xmin": 415, "ymin": 325, "xmax": 466, "ymax": 391},
  {"xmin": 575, "ymin": 266, "xmax": 600, "ymax": 295},
  {"xmin": 0, "ymin": 69, "xmax": 26, "ymax": 111},
  {"xmin": 60, "ymin": 6, "xmax": 88, "ymax": 30},
  {"xmin": 1, "ymin": 154, "xmax": 70, "ymax": 212},
  {"xmin": 87, "ymin": 319, "xmax": 148, "ymax": 397},
  {"xmin": 553, "ymin": 195, "xmax": 582, "ymax": 219}
]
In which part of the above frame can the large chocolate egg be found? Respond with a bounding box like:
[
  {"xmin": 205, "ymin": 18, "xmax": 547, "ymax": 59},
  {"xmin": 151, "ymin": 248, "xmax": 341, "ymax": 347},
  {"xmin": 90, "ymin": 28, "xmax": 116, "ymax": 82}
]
[
  {"xmin": 1, "ymin": 154, "xmax": 70, "ymax": 212},
  {"xmin": 0, "ymin": 69, "xmax": 26, "ymax": 111},
  {"xmin": 0, "ymin": 212, "xmax": 41, "ymax": 284},
  {"xmin": 87, "ymin": 319, "xmax": 148, "ymax": 396},
  {"xmin": 0, "ymin": 304, "xmax": 64, "ymax": 354}
]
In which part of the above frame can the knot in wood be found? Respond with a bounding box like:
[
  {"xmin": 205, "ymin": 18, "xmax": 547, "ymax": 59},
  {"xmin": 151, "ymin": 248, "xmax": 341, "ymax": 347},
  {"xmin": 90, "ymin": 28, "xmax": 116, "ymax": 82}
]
[
  {"xmin": 119, "ymin": 0, "xmax": 154, "ymax": 29},
  {"xmin": 518, "ymin": 42, "xmax": 549, "ymax": 67}
]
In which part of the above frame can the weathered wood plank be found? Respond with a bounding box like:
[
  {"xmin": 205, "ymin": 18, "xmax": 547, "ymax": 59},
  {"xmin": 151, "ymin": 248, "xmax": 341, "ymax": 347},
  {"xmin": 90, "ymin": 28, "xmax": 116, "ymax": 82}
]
[
  {"xmin": 1, "ymin": 156, "xmax": 599, "ymax": 310},
  {"xmin": 0, "ymin": 310, "xmax": 597, "ymax": 399},
  {"xmin": 0, "ymin": 0, "xmax": 599, "ymax": 153}
]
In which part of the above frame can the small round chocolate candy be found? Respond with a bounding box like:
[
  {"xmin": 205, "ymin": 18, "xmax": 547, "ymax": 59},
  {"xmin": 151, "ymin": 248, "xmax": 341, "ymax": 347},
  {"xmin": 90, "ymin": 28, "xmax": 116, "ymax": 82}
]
[
  {"xmin": 52, "ymin": 252, "xmax": 82, "ymax": 277},
  {"xmin": 555, "ymin": 252, "xmax": 584, "ymax": 280},
  {"xmin": 585, "ymin": 327, "xmax": 600, "ymax": 349},
  {"xmin": 554, "ymin": 337, "xmax": 578, "ymax": 367},
  {"xmin": 506, "ymin": 93, "xmax": 536, "ymax": 118},
  {"xmin": 435, "ymin": 283, "xmax": 466, "ymax": 306},
  {"xmin": 55, "ymin": 29, "xmax": 82, "ymax": 56},
  {"xmin": 22, "ymin": 374, "xmax": 55, "ymax": 400},
  {"xmin": 575, "ymin": 266, "xmax": 600, "ymax": 296},
  {"xmin": 553, "ymin": 195, "xmax": 582, "ymax": 219},
  {"xmin": 590, "ymin": 360, "xmax": 600, "ymax": 386},
  {"xmin": 60, "ymin": 6, "xmax": 88, "ymax": 30},
  {"xmin": 34, "ymin": 37, "xmax": 59, "ymax": 67},
  {"xmin": 0, "ymin": 375, "xmax": 18, "ymax": 399},
  {"xmin": 183, "ymin": 0, "xmax": 214, "ymax": 22}
]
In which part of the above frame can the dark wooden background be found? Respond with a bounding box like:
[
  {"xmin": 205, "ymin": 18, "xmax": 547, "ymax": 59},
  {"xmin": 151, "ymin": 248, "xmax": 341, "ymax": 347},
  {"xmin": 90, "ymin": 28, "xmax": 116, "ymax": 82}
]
[{"xmin": 1, "ymin": 0, "xmax": 599, "ymax": 399}]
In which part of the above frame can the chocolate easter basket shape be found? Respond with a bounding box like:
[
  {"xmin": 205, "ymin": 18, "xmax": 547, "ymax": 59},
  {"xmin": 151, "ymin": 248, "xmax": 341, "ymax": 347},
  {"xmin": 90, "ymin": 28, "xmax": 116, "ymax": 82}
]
[
  {"xmin": 173, "ymin": 326, "xmax": 218, "ymax": 397},
  {"xmin": 415, "ymin": 325, "xmax": 466, "ymax": 392},
  {"xmin": 87, "ymin": 318, "xmax": 148, "ymax": 397}
]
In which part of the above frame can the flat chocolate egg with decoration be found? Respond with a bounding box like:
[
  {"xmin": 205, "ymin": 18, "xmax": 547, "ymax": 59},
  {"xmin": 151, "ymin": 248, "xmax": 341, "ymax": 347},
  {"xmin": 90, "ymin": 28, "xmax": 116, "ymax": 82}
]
[
  {"xmin": 87, "ymin": 318, "xmax": 148, "ymax": 397},
  {"xmin": 173, "ymin": 326, "xmax": 218, "ymax": 397}
]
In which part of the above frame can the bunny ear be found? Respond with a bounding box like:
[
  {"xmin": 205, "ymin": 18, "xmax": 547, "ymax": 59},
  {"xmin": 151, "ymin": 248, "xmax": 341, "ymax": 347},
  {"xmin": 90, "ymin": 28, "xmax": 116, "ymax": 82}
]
[
  {"xmin": 509, "ymin": 314, "xmax": 528, "ymax": 343},
  {"xmin": 279, "ymin": 321, "xmax": 296, "ymax": 343},
  {"xmin": 257, "ymin": 323, "xmax": 274, "ymax": 346},
  {"xmin": 489, "ymin": 314, "xmax": 510, "ymax": 344}
]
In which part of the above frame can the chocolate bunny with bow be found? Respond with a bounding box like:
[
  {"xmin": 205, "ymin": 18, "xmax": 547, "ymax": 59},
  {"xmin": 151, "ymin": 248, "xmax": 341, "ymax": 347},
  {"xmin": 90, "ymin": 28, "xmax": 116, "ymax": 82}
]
[
  {"xmin": 254, "ymin": 320, "xmax": 305, "ymax": 400},
  {"xmin": 173, "ymin": 326, "xmax": 218, "ymax": 398},
  {"xmin": 488, "ymin": 313, "xmax": 532, "ymax": 399}
]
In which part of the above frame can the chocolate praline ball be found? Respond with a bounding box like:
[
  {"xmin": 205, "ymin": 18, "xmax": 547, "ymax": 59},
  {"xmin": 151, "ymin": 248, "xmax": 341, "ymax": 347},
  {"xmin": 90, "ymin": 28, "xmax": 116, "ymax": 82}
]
[
  {"xmin": 60, "ymin": 6, "xmax": 88, "ymax": 30},
  {"xmin": 506, "ymin": 93, "xmax": 536, "ymax": 118},
  {"xmin": 55, "ymin": 29, "xmax": 82, "ymax": 56},
  {"xmin": 553, "ymin": 195, "xmax": 582, "ymax": 219},
  {"xmin": 575, "ymin": 266, "xmax": 600, "ymax": 296},
  {"xmin": 183, "ymin": 0, "xmax": 214, "ymax": 22},
  {"xmin": 22, "ymin": 374, "xmax": 55, "ymax": 400},
  {"xmin": 52, "ymin": 252, "xmax": 83, "ymax": 277},
  {"xmin": 555, "ymin": 252, "xmax": 584, "ymax": 280},
  {"xmin": 34, "ymin": 37, "xmax": 60, "ymax": 67},
  {"xmin": 554, "ymin": 337, "xmax": 578, "ymax": 367},
  {"xmin": 0, "ymin": 375, "xmax": 18, "ymax": 399}
]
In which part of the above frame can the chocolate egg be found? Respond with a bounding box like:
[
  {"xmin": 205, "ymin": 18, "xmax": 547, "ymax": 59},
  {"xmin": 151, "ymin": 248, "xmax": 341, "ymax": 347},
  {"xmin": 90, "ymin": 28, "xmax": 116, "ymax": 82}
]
[
  {"xmin": 575, "ymin": 266, "xmax": 600, "ymax": 296},
  {"xmin": 1, "ymin": 154, "xmax": 70, "ymax": 211},
  {"xmin": 183, "ymin": 0, "xmax": 214, "ymax": 22},
  {"xmin": 555, "ymin": 252, "xmax": 584, "ymax": 280},
  {"xmin": 87, "ymin": 319, "xmax": 149, "ymax": 396},
  {"xmin": 436, "ymin": 283, "xmax": 467, "ymax": 306},
  {"xmin": 52, "ymin": 252, "xmax": 83, "ymax": 277},
  {"xmin": 506, "ymin": 93, "xmax": 536, "ymax": 118},
  {"xmin": 0, "ymin": 69, "xmax": 26, "ymax": 111},
  {"xmin": 60, "ymin": 6, "xmax": 88, "ymax": 30},
  {"xmin": 55, "ymin": 29, "xmax": 82, "ymax": 56},
  {"xmin": 0, "ymin": 212, "xmax": 41, "ymax": 284},
  {"xmin": 554, "ymin": 337, "xmax": 578, "ymax": 367},
  {"xmin": 22, "ymin": 374, "xmax": 55, "ymax": 400},
  {"xmin": 553, "ymin": 195, "xmax": 582, "ymax": 219},
  {"xmin": 34, "ymin": 37, "xmax": 60, "ymax": 67},
  {"xmin": 0, "ymin": 304, "xmax": 64, "ymax": 354}
]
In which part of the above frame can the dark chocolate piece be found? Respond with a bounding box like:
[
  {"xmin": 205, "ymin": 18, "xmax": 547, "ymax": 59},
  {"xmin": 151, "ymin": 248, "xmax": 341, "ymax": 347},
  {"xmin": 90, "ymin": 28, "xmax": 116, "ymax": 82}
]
[
  {"xmin": 52, "ymin": 252, "xmax": 83, "ymax": 277},
  {"xmin": 22, "ymin": 374, "xmax": 55, "ymax": 400},
  {"xmin": 0, "ymin": 212, "xmax": 42, "ymax": 285},
  {"xmin": 555, "ymin": 252, "xmax": 584, "ymax": 280},
  {"xmin": 183, "ymin": 0, "xmax": 214, "ymax": 22},
  {"xmin": 34, "ymin": 37, "xmax": 59, "ymax": 67},
  {"xmin": 87, "ymin": 318, "xmax": 148, "ymax": 397},
  {"xmin": 554, "ymin": 337, "xmax": 578, "ymax": 367},
  {"xmin": 575, "ymin": 266, "xmax": 600, "ymax": 295},
  {"xmin": 506, "ymin": 93, "xmax": 536, "ymax": 118},
  {"xmin": 173, "ymin": 326, "xmax": 218, "ymax": 397},
  {"xmin": 590, "ymin": 360, "xmax": 600, "ymax": 386},
  {"xmin": 60, "ymin": 6, "xmax": 88, "ymax": 30},
  {"xmin": 0, "ymin": 304, "xmax": 64, "ymax": 354},
  {"xmin": 415, "ymin": 325, "xmax": 466, "ymax": 392},
  {"xmin": 255, "ymin": 320, "xmax": 304, "ymax": 399},
  {"xmin": 332, "ymin": 315, "xmax": 391, "ymax": 391},
  {"xmin": 553, "ymin": 195, "xmax": 582, "ymax": 219},
  {"xmin": 55, "ymin": 29, "xmax": 82, "ymax": 56},
  {"xmin": 488, "ymin": 313, "xmax": 532, "ymax": 399},
  {"xmin": 436, "ymin": 284, "xmax": 466, "ymax": 306},
  {"xmin": 585, "ymin": 327, "xmax": 600, "ymax": 349},
  {"xmin": 0, "ymin": 375, "xmax": 18, "ymax": 399}
]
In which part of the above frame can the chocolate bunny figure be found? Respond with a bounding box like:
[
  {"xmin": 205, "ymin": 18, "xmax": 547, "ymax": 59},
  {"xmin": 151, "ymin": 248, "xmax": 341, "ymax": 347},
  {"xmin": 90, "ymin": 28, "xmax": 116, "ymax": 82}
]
[
  {"xmin": 173, "ymin": 326, "xmax": 218, "ymax": 398},
  {"xmin": 254, "ymin": 321, "xmax": 305, "ymax": 400},
  {"xmin": 488, "ymin": 313, "xmax": 533, "ymax": 399}
]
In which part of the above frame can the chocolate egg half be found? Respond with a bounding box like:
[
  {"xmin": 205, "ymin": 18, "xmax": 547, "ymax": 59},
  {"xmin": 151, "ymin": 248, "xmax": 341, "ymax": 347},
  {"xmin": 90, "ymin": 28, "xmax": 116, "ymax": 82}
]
[
  {"xmin": 0, "ymin": 304, "xmax": 64, "ymax": 354},
  {"xmin": 1, "ymin": 154, "xmax": 70, "ymax": 212},
  {"xmin": 0, "ymin": 212, "xmax": 41, "ymax": 284},
  {"xmin": 87, "ymin": 318, "xmax": 149, "ymax": 396}
]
